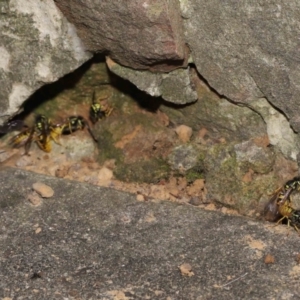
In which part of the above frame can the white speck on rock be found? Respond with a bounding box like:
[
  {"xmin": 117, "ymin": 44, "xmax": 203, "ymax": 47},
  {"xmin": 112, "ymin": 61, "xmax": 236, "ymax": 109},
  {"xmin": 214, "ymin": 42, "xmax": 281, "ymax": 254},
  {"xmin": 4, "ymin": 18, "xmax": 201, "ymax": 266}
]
[{"xmin": 0, "ymin": 46, "xmax": 11, "ymax": 71}]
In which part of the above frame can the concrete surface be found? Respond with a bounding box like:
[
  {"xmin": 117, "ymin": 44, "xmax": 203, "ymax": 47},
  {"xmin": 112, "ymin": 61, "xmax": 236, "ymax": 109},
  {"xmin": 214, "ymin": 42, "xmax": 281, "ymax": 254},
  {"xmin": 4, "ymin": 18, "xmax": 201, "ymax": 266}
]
[{"xmin": 0, "ymin": 167, "xmax": 300, "ymax": 299}]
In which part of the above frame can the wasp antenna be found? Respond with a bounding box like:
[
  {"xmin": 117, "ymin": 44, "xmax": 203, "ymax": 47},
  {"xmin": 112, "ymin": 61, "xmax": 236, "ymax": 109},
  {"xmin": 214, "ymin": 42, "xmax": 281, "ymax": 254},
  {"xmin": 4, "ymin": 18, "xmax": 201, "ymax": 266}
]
[{"xmin": 92, "ymin": 90, "xmax": 96, "ymax": 104}]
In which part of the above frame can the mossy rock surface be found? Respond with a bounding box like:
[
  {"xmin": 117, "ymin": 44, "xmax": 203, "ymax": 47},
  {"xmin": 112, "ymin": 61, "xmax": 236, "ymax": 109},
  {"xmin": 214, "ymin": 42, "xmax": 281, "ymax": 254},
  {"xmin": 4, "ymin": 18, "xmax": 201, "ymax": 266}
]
[
  {"xmin": 204, "ymin": 142, "xmax": 277, "ymax": 214},
  {"xmin": 114, "ymin": 158, "xmax": 171, "ymax": 183}
]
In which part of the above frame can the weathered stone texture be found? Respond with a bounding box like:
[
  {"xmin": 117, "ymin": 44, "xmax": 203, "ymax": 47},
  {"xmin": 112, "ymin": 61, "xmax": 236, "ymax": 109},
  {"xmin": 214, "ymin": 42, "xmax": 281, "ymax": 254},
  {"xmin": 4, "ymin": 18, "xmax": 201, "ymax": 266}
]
[
  {"xmin": 183, "ymin": 0, "xmax": 300, "ymax": 132},
  {"xmin": 106, "ymin": 57, "xmax": 197, "ymax": 104},
  {"xmin": 160, "ymin": 72, "xmax": 267, "ymax": 143},
  {"xmin": 203, "ymin": 141, "xmax": 277, "ymax": 214},
  {"xmin": 0, "ymin": 0, "xmax": 91, "ymax": 124},
  {"xmin": 54, "ymin": 0, "xmax": 187, "ymax": 70}
]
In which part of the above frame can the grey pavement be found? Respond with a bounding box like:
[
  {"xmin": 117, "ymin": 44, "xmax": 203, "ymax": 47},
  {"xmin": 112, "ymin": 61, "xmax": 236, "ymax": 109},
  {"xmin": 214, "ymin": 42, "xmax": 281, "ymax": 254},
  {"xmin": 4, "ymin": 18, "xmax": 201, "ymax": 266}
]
[{"xmin": 0, "ymin": 167, "xmax": 299, "ymax": 300}]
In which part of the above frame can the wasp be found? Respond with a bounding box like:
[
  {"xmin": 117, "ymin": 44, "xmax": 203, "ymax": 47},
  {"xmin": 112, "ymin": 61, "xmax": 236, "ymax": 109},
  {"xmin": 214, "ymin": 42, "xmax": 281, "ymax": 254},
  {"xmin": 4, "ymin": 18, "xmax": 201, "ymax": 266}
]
[
  {"xmin": 265, "ymin": 176, "xmax": 300, "ymax": 233},
  {"xmin": 264, "ymin": 176, "xmax": 300, "ymax": 221},
  {"xmin": 34, "ymin": 115, "xmax": 53, "ymax": 152},
  {"xmin": 35, "ymin": 117, "xmax": 69, "ymax": 152},
  {"xmin": 62, "ymin": 116, "xmax": 98, "ymax": 142},
  {"xmin": 10, "ymin": 115, "xmax": 59, "ymax": 154},
  {"xmin": 264, "ymin": 185, "xmax": 294, "ymax": 222},
  {"xmin": 275, "ymin": 190, "xmax": 300, "ymax": 234},
  {"xmin": 9, "ymin": 115, "xmax": 46, "ymax": 154},
  {"xmin": 89, "ymin": 91, "xmax": 113, "ymax": 124}
]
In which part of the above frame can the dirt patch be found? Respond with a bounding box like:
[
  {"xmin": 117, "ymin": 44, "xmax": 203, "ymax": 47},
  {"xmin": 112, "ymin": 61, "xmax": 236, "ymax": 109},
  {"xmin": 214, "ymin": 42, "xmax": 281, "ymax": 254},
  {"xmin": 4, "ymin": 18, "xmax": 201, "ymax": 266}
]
[{"xmin": 0, "ymin": 119, "xmax": 225, "ymax": 215}]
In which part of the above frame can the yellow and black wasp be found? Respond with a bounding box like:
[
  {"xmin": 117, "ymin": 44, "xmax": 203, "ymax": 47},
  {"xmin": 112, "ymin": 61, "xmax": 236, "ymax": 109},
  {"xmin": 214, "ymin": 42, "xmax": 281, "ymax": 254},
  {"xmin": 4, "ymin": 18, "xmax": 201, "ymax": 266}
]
[
  {"xmin": 265, "ymin": 176, "xmax": 300, "ymax": 233},
  {"xmin": 10, "ymin": 115, "xmax": 63, "ymax": 154},
  {"xmin": 62, "ymin": 116, "xmax": 98, "ymax": 142},
  {"xmin": 89, "ymin": 91, "xmax": 113, "ymax": 124},
  {"xmin": 276, "ymin": 191, "xmax": 300, "ymax": 234},
  {"xmin": 10, "ymin": 114, "xmax": 47, "ymax": 154},
  {"xmin": 9, "ymin": 113, "xmax": 99, "ymax": 154},
  {"xmin": 34, "ymin": 114, "xmax": 52, "ymax": 152}
]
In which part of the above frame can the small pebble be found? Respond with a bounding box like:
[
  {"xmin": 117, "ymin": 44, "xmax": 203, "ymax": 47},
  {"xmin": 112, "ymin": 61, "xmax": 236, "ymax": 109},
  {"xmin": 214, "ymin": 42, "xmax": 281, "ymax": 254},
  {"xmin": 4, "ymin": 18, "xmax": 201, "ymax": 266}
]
[
  {"xmin": 32, "ymin": 182, "xmax": 54, "ymax": 198},
  {"xmin": 55, "ymin": 167, "xmax": 69, "ymax": 178},
  {"xmin": 136, "ymin": 194, "xmax": 145, "ymax": 201},
  {"xmin": 35, "ymin": 227, "xmax": 42, "ymax": 234},
  {"xmin": 179, "ymin": 263, "xmax": 194, "ymax": 277},
  {"xmin": 98, "ymin": 167, "xmax": 113, "ymax": 186},
  {"xmin": 175, "ymin": 125, "xmax": 193, "ymax": 143},
  {"xmin": 264, "ymin": 254, "xmax": 275, "ymax": 264}
]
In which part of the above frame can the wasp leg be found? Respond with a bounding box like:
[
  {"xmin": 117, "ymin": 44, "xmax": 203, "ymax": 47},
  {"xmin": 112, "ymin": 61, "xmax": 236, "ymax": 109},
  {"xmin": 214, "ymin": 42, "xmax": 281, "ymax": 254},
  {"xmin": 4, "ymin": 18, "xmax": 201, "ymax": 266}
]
[
  {"xmin": 268, "ymin": 216, "xmax": 291, "ymax": 236},
  {"xmin": 92, "ymin": 90, "xmax": 96, "ymax": 104},
  {"xmin": 275, "ymin": 215, "xmax": 288, "ymax": 226},
  {"xmin": 106, "ymin": 107, "xmax": 113, "ymax": 117},
  {"xmin": 36, "ymin": 136, "xmax": 52, "ymax": 152},
  {"xmin": 293, "ymin": 224, "xmax": 300, "ymax": 236},
  {"xmin": 272, "ymin": 214, "xmax": 300, "ymax": 236},
  {"xmin": 51, "ymin": 137, "xmax": 61, "ymax": 145},
  {"xmin": 24, "ymin": 127, "xmax": 36, "ymax": 155},
  {"xmin": 268, "ymin": 186, "xmax": 283, "ymax": 197},
  {"xmin": 67, "ymin": 122, "xmax": 73, "ymax": 134},
  {"xmin": 50, "ymin": 125, "xmax": 65, "ymax": 145},
  {"xmin": 286, "ymin": 219, "xmax": 292, "ymax": 236},
  {"xmin": 269, "ymin": 215, "xmax": 288, "ymax": 228}
]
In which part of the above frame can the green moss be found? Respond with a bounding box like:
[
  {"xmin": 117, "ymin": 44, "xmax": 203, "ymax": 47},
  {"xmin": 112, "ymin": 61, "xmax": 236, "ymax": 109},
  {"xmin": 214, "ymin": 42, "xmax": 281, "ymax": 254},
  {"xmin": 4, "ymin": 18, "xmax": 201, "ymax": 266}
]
[
  {"xmin": 204, "ymin": 144, "xmax": 241, "ymax": 201},
  {"xmin": 114, "ymin": 158, "xmax": 171, "ymax": 183},
  {"xmin": 237, "ymin": 174, "xmax": 278, "ymax": 213},
  {"xmin": 184, "ymin": 150, "xmax": 206, "ymax": 183},
  {"xmin": 186, "ymin": 167, "xmax": 204, "ymax": 183},
  {"xmin": 96, "ymin": 130, "xmax": 124, "ymax": 165},
  {"xmin": 221, "ymin": 156, "xmax": 238, "ymax": 174}
]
